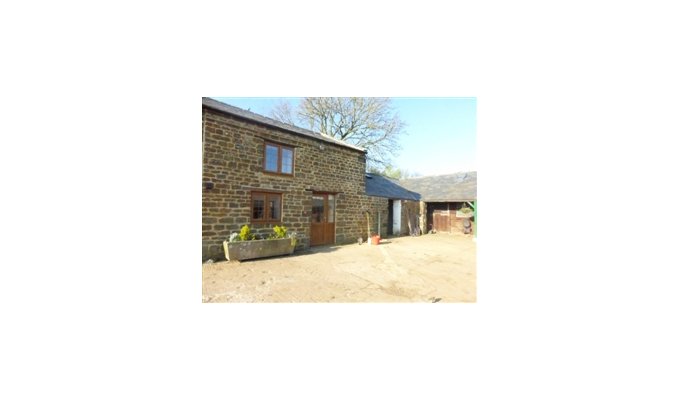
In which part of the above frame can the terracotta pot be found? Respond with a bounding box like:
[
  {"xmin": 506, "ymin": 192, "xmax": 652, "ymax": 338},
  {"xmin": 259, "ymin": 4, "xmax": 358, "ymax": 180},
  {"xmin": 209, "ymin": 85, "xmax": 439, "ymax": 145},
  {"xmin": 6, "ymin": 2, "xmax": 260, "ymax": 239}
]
[{"xmin": 370, "ymin": 235, "xmax": 381, "ymax": 245}]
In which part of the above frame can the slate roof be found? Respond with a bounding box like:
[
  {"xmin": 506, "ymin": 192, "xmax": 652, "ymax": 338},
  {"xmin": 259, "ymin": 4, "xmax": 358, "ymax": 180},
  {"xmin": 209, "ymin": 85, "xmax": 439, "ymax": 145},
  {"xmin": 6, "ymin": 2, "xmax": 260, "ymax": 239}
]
[
  {"xmin": 202, "ymin": 97, "xmax": 366, "ymax": 153},
  {"xmin": 365, "ymin": 173, "xmax": 421, "ymax": 201},
  {"xmin": 399, "ymin": 171, "xmax": 477, "ymax": 202}
]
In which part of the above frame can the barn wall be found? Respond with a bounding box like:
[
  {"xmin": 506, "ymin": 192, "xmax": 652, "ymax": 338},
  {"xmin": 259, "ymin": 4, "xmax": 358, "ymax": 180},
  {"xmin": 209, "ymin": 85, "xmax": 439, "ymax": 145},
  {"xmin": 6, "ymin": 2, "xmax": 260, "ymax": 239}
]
[{"xmin": 426, "ymin": 202, "xmax": 474, "ymax": 233}]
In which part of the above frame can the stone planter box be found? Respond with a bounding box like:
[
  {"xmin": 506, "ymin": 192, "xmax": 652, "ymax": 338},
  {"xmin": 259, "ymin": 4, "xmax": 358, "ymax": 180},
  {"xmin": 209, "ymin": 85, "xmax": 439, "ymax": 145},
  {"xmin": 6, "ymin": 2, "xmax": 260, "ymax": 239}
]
[{"xmin": 223, "ymin": 237, "xmax": 295, "ymax": 261}]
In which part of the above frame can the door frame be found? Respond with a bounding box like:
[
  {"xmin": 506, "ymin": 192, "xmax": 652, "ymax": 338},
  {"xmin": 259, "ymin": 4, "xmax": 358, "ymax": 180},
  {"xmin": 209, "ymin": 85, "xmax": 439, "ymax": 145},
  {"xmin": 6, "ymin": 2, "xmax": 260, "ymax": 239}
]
[
  {"xmin": 310, "ymin": 192, "xmax": 336, "ymax": 246},
  {"xmin": 387, "ymin": 199, "xmax": 394, "ymax": 236}
]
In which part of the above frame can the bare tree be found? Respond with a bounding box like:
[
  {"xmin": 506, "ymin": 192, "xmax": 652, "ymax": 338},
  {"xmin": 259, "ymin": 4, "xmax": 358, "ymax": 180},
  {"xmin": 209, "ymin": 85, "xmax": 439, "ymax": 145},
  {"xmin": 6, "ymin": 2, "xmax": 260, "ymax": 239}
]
[
  {"xmin": 270, "ymin": 97, "xmax": 406, "ymax": 168},
  {"xmin": 270, "ymin": 99, "xmax": 297, "ymax": 126}
]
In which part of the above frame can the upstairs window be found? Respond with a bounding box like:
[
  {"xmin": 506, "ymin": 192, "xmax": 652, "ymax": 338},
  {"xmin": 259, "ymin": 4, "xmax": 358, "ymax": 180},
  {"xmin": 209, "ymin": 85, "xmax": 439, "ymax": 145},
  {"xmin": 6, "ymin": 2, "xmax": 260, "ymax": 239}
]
[
  {"xmin": 264, "ymin": 142, "xmax": 294, "ymax": 175},
  {"xmin": 251, "ymin": 192, "xmax": 282, "ymax": 223}
]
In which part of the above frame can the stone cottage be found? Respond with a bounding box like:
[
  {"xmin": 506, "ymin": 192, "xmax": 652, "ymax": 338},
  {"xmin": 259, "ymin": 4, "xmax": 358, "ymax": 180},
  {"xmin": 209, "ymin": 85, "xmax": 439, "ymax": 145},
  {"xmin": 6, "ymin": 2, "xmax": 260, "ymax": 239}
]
[{"xmin": 202, "ymin": 97, "xmax": 408, "ymax": 261}]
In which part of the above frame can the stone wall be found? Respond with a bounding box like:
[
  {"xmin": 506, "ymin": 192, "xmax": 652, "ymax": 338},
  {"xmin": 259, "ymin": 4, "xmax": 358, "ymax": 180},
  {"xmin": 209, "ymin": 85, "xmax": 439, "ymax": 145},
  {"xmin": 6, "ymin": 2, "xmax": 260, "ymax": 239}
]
[
  {"xmin": 202, "ymin": 106, "xmax": 385, "ymax": 261},
  {"xmin": 364, "ymin": 196, "xmax": 389, "ymax": 239}
]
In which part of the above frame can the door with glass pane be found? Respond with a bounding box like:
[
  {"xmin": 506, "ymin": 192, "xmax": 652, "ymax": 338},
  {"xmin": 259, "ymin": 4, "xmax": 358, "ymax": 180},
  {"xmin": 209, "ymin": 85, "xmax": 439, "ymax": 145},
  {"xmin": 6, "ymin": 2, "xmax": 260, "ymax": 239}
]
[{"xmin": 310, "ymin": 193, "xmax": 335, "ymax": 246}]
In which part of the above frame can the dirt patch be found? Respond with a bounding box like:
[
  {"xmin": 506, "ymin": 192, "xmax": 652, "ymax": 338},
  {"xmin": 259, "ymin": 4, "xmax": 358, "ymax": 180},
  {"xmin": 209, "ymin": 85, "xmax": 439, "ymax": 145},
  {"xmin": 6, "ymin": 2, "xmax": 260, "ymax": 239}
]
[{"xmin": 202, "ymin": 233, "xmax": 476, "ymax": 303}]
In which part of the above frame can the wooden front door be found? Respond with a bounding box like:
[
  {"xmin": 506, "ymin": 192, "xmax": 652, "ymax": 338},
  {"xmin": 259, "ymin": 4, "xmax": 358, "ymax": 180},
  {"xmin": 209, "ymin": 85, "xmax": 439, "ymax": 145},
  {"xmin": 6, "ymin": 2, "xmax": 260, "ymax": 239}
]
[{"xmin": 310, "ymin": 193, "xmax": 335, "ymax": 246}]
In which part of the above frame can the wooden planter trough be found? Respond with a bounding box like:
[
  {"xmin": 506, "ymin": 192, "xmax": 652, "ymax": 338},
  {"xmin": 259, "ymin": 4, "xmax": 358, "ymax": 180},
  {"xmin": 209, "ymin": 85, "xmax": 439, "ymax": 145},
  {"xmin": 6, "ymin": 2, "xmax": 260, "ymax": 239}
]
[{"xmin": 223, "ymin": 237, "xmax": 296, "ymax": 261}]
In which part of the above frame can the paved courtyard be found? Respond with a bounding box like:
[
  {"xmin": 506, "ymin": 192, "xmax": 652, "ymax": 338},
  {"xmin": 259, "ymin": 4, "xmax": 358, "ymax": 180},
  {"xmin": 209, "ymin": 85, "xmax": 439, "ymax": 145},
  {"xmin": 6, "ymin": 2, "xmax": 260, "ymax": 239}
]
[{"xmin": 202, "ymin": 233, "xmax": 476, "ymax": 303}]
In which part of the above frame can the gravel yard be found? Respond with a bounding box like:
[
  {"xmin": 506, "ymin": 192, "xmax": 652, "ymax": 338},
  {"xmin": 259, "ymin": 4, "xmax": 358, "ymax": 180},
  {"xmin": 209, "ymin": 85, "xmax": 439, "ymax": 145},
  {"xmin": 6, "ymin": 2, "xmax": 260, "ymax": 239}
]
[{"xmin": 202, "ymin": 233, "xmax": 476, "ymax": 303}]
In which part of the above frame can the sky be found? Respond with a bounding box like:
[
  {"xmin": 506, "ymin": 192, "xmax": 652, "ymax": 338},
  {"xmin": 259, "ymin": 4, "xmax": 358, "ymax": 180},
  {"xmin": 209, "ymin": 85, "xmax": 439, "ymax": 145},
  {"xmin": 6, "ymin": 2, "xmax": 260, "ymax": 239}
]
[{"xmin": 210, "ymin": 97, "xmax": 476, "ymax": 177}]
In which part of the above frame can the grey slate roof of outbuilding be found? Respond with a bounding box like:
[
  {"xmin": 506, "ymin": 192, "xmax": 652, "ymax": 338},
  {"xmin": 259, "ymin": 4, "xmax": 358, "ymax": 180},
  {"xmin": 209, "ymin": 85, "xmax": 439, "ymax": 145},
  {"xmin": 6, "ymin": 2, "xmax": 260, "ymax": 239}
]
[
  {"xmin": 399, "ymin": 171, "xmax": 477, "ymax": 202},
  {"xmin": 365, "ymin": 173, "xmax": 421, "ymax": 201},
  {"xmin": 202, "ymin": 97, "xmax": 366, "ymax": 153}
]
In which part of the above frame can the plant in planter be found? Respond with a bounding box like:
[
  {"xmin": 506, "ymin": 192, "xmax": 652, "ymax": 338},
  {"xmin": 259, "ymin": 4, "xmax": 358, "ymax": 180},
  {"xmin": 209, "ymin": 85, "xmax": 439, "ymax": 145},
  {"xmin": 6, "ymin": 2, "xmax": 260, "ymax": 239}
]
[
  {"xmin": 269, "ymin": 225, "xmax": 287, "ymax": 239},
  {"xmin": 223, "ymin": 225, "xmax": 296, "ymax": 261},
  {"xmin": 239, "ymin": 224, "xmax": 255, "ymax": 241}
]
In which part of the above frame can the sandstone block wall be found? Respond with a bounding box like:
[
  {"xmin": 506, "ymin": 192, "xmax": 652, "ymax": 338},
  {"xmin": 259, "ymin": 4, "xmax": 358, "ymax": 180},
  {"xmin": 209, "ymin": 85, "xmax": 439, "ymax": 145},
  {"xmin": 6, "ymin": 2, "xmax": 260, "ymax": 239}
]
[
  {"xmin": 202, "ymin": 106, "xmax": 386, "ymax": 261},
  {"xmin": 363, "ymin": 196, "xmax": 389, "ymax": 239}
]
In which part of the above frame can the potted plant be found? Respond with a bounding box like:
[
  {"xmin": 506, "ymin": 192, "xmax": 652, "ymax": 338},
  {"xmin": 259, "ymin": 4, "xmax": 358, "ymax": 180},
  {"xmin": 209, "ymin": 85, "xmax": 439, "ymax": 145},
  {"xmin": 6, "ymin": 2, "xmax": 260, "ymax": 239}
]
[
  {"xmin": 364, "ymin": 211, "xmax": 380, "ymax": 245},
  {"xmin": 223, "ymin": 225, "xmax": 297, "ymax": 261}
]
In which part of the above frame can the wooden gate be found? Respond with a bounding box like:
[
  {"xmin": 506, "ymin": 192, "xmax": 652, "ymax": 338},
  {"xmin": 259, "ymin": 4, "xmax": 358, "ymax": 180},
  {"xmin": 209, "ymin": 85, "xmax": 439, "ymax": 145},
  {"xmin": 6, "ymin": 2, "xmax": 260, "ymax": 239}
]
[{"xmin": 433, "ymin": 210, "xmax": 452, "ymax": 232}]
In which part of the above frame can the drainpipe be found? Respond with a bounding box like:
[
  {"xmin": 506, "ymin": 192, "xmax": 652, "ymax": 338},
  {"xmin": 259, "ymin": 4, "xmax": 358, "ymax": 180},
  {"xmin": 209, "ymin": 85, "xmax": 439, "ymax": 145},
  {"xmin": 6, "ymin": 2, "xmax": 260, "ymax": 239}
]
[
  {"xmin": 466, "ymin": 200, "xmax": 477, "ymax": 240},
  {"xmin": 474, "ymin": 200, "xmax": 477, "ymax": 239},
  {"xmin": 465, "ymin": 200, "xmax": 477, "ymax": 239}
]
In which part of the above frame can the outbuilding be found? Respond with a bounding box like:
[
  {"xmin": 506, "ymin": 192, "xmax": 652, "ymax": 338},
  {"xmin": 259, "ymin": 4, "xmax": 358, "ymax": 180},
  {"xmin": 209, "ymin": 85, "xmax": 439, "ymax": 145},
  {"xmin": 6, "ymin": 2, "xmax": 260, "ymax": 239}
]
[
  {"xmin": 399, "ymin": 172, "xmax": 477, "ymax": 234},
  {"xmin": 365, "ymin": 173, "xmax": 421, "ymax": 237}
]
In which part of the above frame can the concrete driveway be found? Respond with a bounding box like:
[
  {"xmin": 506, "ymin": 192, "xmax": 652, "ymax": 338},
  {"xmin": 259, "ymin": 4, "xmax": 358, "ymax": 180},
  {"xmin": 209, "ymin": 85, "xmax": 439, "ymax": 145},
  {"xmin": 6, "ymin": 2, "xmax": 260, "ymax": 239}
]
[{"xmin": 202, "ymin": 233, "xmax": 476, "ymax": 303}]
